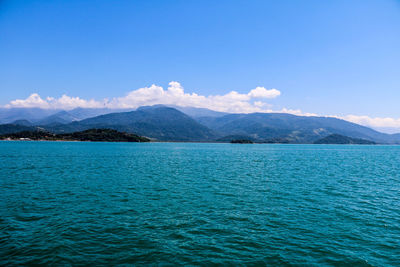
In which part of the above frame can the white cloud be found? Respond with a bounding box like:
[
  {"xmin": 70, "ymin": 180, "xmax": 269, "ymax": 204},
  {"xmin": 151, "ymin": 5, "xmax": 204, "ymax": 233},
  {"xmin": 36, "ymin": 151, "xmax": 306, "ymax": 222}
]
[
  {"xmin": 5, "ymin": 81, "xmax": 280, "ymax": 113},
  {"xmin": 7, "ymin": 93, "xmax": 50, "ymax": 109},
  {"xmin": 6, "ymin": 93, "xmax": 104, "ymax": 109},
  {"xmin": 340, "ymin": 115, "xmax": 400, "ymax": 132},
  {"xmin": 248, "ymin": 87, "xmax": 281, "ymax": 98}
]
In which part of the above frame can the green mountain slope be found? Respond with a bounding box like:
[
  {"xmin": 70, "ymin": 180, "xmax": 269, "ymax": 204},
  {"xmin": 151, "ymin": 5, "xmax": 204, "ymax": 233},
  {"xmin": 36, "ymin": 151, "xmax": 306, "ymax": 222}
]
[
  {"xmin": 314, "ymin": 134, "xmax": 376, "ymax": 144},
  {"xmin": 197, "ymin": 113, "xmax": 400, "ymax": 144},
  {"xmin": 0, "ymin": 124, "xmax": 39, "ymax": 135},
  {"xmin": 46, "ymin": 106, "xmax": 217, "ymax": 141}
]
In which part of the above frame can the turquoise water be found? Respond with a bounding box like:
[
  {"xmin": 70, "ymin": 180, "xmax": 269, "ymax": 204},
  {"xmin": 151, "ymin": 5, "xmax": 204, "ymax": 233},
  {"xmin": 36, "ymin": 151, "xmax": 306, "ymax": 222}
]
[{"xmin": 1, "ymin": 142, "xmax": 399, "ymax": 266}]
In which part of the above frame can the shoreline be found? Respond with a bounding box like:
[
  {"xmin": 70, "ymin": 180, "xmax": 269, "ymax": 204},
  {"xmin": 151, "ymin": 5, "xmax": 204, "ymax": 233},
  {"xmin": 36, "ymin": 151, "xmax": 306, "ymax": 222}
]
[{"xmin": 0, "ymin": 139, "xmax": 394, "ymax": 145}]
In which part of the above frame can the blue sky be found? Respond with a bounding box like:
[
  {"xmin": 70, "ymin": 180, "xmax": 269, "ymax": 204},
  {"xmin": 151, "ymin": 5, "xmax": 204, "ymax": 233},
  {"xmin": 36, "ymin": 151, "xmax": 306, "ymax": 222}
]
[{"xmin": 1, "ymin": 0, "xmax": 400, "ymax": 131}]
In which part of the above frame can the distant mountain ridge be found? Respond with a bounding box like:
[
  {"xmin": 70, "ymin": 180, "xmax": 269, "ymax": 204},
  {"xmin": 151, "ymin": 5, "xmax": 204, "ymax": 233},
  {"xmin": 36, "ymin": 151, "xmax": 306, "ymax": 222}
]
[
  {"xmin": 169, "ymin": 106, "xmax": 228, "ymax": 118},
  {"xmin": 0, "ymin": 108, "xmax": 59, "ymax": 124},
  {"xmin": 0, "ymin": 107, "xmax": 133, "ymax": 125},
  {"xmin": 196, "ymin": 113, "xmax": 400, "ymax": 144},
  {"xmin": 45, "ymin": 106, "xmax": 217, "ymax": 141},
  {"xmin": 1, "ymin": 105, "xmax": 399, "ymax": 143}
]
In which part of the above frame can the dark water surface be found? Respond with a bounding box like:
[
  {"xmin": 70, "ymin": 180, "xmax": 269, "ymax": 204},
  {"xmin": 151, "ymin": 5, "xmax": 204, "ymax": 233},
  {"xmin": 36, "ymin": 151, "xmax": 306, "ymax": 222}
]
[{"xmin": 1, "ymin": 142, "xmax": 399, "ymax": 265}]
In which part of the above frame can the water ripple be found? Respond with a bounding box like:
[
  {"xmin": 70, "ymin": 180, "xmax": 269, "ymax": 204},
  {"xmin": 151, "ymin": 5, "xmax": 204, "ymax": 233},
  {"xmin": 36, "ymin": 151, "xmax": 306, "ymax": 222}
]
[{"xmin": 1, "ymin": 142, "xmax": 400, "ymax": 265}]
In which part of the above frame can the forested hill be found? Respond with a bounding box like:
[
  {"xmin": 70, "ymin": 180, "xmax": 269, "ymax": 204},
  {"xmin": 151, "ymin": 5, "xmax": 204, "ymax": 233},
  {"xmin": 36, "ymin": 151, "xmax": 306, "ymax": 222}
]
[
  {"xmin": 0, "ymin": 129, "xmax": 150, "ymax": 142},
  {"xmin": 313, "ymin": 134, "xmax": 376, "ymax": 144}
]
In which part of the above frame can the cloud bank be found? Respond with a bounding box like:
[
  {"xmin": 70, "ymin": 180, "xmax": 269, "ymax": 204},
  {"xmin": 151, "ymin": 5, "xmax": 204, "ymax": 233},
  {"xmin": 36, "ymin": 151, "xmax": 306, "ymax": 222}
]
[
  {"xmin": 5, "ymin": 82, "xmax": 281, "ymax": 113},
  {"xmin": 341, "ymin": 115, "xmax": 400, "ymax": 133},
  {"xmin": 6, "ymin": 93, "xmax": 102, "ymax": 110},
  {"xmin": 3, "ymin": 81, "xmax": 400, "ymax": 132}
]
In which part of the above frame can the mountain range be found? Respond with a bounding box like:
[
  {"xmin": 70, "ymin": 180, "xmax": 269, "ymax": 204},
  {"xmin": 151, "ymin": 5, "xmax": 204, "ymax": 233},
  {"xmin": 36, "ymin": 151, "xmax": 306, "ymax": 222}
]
[
  {"xmin": 0, "ymin": 107, "xmax": 132, "ymax": 125},
  {"xmin": 0, "ymin": 105, "xmax": 399, "ymax": 144}
]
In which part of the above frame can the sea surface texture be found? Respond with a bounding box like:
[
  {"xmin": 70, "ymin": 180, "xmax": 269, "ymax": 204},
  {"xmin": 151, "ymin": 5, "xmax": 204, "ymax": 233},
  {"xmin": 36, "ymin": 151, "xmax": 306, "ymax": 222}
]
[{"xmin": 1, "ymin": 142, "xmax": 399, "ymax": 265}]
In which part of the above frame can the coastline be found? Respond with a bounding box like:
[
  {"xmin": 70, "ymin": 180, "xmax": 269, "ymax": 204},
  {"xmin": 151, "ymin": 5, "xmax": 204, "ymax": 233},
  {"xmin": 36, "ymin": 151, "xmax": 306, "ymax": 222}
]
[{"xmin": 0, "ymin": 139, "xmax": 390, "ymax": 145}]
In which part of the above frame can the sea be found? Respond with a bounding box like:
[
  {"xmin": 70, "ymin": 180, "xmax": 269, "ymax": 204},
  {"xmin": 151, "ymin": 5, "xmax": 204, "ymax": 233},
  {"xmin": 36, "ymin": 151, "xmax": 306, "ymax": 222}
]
[{"xmin": 1, "ymin": 141, "xmax": 399, "ymax": 265}]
